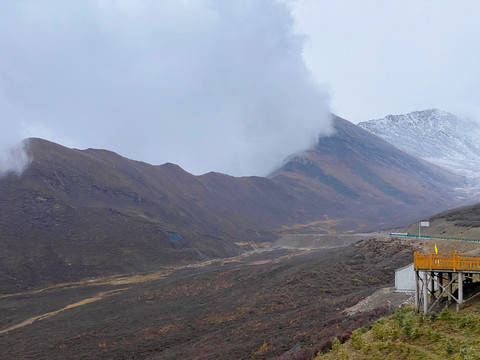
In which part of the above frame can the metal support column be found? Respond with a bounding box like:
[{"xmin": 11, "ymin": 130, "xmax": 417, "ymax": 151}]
[
  {"xmin": 458, "ymin": 272, "xmax": 464, "ymax": 307},
  {"xmin": 430, "ymin": 272, "xmax": 435, "ymax": 305},
  {"xmin": 448, "ymin": 272, "xmax": 453, "ymax": 304},
  {"xmin": 423, "ymin": 271, "xmax": 428, "ymax": 314},
  {"xmin": 415, "ymin": 270, "xmax": 420, "ymax": 312}
]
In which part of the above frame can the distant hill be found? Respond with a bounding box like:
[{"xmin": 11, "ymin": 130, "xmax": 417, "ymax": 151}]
[
  {"xmin": 358, "ymin": 109, "xmax": 480, "ymax": 196},
  {"xmin": 270, "ymin": 115, "xmax": 468, "ymax": 232},
  {"xmin": 0, "ymin": 114, "xmax": 473, "ymax": 292},
  {"xmin": 404, "ymin": 202, "xmax": 480, "ymax": 239},
  {"xmin": 0, "ymin": 138, "xmax": 301, "ymax": 292}
]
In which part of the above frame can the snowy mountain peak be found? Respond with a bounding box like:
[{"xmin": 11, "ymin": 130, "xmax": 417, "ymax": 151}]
[
  {"xmin": 358, "ymin": 109, "xmax": 480, "ymax": 195},
  {"xmin": 360, "ymin": 109, "xmax": 459, "ymax": 137},
  {"xmin": 385, "ymin": 108, "xmax": 451, "ymax": 121}
]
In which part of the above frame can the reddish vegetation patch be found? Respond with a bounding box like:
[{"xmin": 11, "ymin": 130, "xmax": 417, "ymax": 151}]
[{"xmin": 1, "ymin": 239, "xmax": 413, "ymax": 359}]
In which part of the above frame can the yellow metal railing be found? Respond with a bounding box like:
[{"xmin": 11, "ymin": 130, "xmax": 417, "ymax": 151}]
[{"xmin": 414, "ymin": 251, "xmax": 480, "ymax": 271}]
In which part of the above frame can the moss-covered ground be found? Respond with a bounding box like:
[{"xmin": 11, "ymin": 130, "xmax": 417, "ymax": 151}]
[{"xmin": 318, "ymin": 301, "xmax": 480, "ymax": 360}]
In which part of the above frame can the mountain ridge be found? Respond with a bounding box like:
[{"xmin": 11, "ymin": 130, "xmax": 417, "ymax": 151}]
[
  {"xmin": 271, "ymin": 115, "xmax": 466, "ymax": 223},
  {"xmin": 0, "ymin": 113, "xmax": 474, "ymax": 292},
  {"xmin": 358, "ymin": 109, "xmax": 480, "ymax": 195}
]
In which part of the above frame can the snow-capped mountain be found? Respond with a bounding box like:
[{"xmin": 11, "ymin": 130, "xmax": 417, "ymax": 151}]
[{"xmin": 358, "ymin": 109, "xmax": 480, "ymax": 195}]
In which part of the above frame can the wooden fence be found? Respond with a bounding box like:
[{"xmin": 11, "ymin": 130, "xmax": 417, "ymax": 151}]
[{"xmin": 414, "ymin": 251, "xmax": 480, "ymax": 272}]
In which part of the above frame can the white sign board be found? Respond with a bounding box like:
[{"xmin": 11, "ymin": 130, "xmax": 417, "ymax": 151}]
[{"xmin": 420, "ymin": 221, "xmax": 430, "ymax": 227}]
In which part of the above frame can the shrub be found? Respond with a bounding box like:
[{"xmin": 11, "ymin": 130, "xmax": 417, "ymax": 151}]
[
  {"xmin": 440, "ymin": 307, "xmax": 452, "ymax": 321},
  {"xmin": 410, "ymin": 327, "xmax": 422, "ymax": 340},
  {"xmin": 338, "ymin": 331, "xmax": 351, "ymax": 343},
  {"xmin": 418, "ymin": 311, "xmax": 426, "ymax": 324},
  {"xmin": 444, "ymin": 339, "xmax": 456, "ymax": 356},
  {"xmin": 350, "ymin": 328, "xmax": 364, "ymax": 350},
  {"xmin": 457, "ymin": 313, "xmax": 478, "ymax": 331},
  {"xmin": 317, "ymin": 337, "xmax": 334, "ymax": 354},
  {"xmin": 372, "ymin": 319, "xmax": 389, "ymax": 341},
  {"xmin": 392, "ymin": 307, "xmax": 409, "ymax": 327},
  {"xmin": 352, "ymin": 278, "xmax": 363, "ymax": 286},
  {"xmin": 403, "ymin": 318, "xmax": 414, "ymax": 338},
  {"xmin": 425, "ymin": 328, "xmax": 442, "ymax": 342},
  {"xmin": 331, "ymin": 337, "xmax": 341, "ymax": 352}
]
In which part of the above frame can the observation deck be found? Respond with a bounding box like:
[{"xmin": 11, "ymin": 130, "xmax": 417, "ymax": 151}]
[
  {"xmin": 413, "ymin": 251, "xmax": 480, "ymax": 314},
  {"xmin": 414, "ymin": 251, "xmax": 480, "ymax": 272}
]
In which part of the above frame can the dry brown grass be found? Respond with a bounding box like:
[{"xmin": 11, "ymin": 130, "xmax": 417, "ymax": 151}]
[{"xmin": 0, "ymin": 288, "xmax": 127, "ymax": 334}]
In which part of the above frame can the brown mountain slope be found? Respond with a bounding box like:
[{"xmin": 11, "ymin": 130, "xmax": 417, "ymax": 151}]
[
  {"xmin": 270, "ymin": 115, "xmax": 469, "ymax": 231},
  {"xmin": 0, "ymin": 115, "xmax": 472, "ymax": 292},
  {"xmin": 0, "ymin": 138, "xmax": 336, "ymax": 292},
  {"xmin": 0, "ymin": 140, "xmax": 259, "ymax": 291}
]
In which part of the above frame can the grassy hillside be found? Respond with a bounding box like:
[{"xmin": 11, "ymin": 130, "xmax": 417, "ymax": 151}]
[
  {"xmin": 404, "ymin": 203, "xmax": 480, "ymax": 239},
  {"xmin": 317, "ymin": 301, "xmax": 480, "ymax": 360}
]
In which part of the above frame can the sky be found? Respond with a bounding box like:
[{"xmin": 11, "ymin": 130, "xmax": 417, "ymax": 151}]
[
  {"xmin": 292, "ymin": 0, "xmax": 480, "ymax": 124},
  {"xmin": 1, "ymin": 0, "xmax": 479, "ymax": 177}
]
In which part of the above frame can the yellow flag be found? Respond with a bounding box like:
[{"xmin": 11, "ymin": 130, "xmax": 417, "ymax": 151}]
[{"xmin": 435, "ymin": 243, "xmax": 438, "ymax": 254}]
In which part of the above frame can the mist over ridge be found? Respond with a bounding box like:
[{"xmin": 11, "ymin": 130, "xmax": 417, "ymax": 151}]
[
  {"xmin": 0, "ymin": 0, "xmax": 331, "ymax": 177},
  {"xmin": 0, "ymin": 140, "xmax": 31, "ymax": 177}
]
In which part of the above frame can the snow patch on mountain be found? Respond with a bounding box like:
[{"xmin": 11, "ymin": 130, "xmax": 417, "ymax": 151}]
[{"xmin": 358, "ymin": 109, "xmax": 480, "ymax": 196}]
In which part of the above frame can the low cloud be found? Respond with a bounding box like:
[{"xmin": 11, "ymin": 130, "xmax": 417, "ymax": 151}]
[
  {"xmin": 0, "ymin": 141, "xmax": 31, "ymax": 177},
  {"xmin": 0, "ymin": 0, "xmax": 331, "ymax": 176}
]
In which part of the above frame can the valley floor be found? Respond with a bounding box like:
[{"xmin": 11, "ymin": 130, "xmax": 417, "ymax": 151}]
[{"xmin": 0, "ymin": 236, "xmax": 414, "ymax": 359}]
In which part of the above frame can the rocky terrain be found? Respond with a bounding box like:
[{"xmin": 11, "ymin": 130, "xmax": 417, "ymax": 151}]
[
  {"xmin": 1, "ymin": 114, "xmax": 469, "ymax": 293},
  {"xmin": 2, "ymin": 109, "xmax": 480, "ymax": 359},
  {"xmin": 0, "ymin": 237, "xmax": 413, "ymax": 360}
]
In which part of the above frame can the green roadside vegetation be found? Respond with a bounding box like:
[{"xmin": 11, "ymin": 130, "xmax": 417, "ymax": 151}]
[
  {"xmin": 390, "ymin": 233, "xmax": 480, "ymax": 243},
  {"xmin": 317, "ymin": 301, "xmax": 480, "ymax": 360},
  {"xmin": 403, "ymin": 203, "xmax": 480, "ymax": 240}
]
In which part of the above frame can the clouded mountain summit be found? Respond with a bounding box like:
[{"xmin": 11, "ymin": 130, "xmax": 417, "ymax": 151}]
[
  {"xmin": 271, "ymin": 114, "xmax": 467, "ymax": 227},
  {"xmin": 0, "ymin": 114, "xmax": 473, "ymax": 292}
]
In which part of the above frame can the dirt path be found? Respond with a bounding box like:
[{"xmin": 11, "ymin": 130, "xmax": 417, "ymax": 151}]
[
  {"xmin": 0, "ymin": 247, "xmax": 297, "ymax": 335},
  {"xmin": 343, "ymin": 287, "xmax": 414, "ymax": 316},
  {"xmin": 1, "ymin": 246, "xmax": 307, "ymax": 301},
  {"xmin": 0, "ymin": 271, "xmax": 172, "ymax": 299},
  {"xmin": 0, "ymin": 242, "xmax": 376, "ymax": 336},
  {"xmin": 273, "ymin": 233, "xmax": 376, "ymax": 250},
  {"xmin": 0, "ymin": 288, "xmax": 128, "ymax": 334}
]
